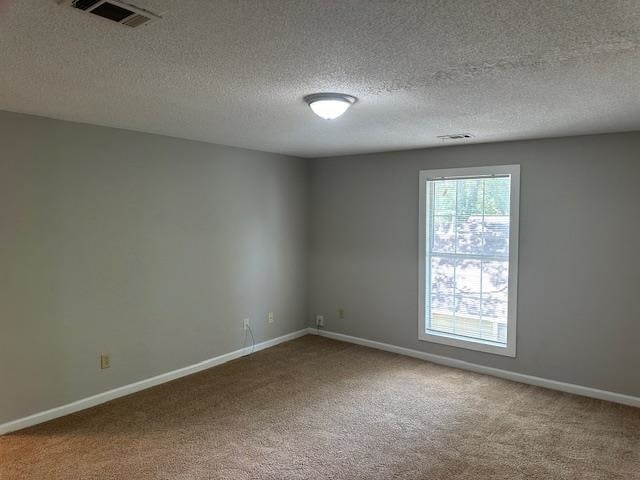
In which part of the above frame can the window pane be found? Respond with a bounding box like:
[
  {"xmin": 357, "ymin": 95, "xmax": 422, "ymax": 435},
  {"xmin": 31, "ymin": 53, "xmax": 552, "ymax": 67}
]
[
  {"xmin": 456, "ymin": 215, "xmax": 484, "ymax": 254},
  {"xmin": 483, "ymin": 217, "xmax": 509, "ymax": 256},
  {"xmin": 482, "ymin": 260, "xmax": 508, "ymax": 299},
  {"xmin": 432, "ymin": 180, "xmax": 456, "ymax": 215},
  {"xmin": 432, "ymin": 216, "xmax": 455, "ymax": 253},
  {"xmin": 455, "ymin": 258, "xmax": 482, "ymax": 296},
  {"xmin": 457, "ymin": 179, "xmax": 484, "ymax": 216},
  {"xmin": 429, "ymin": 293, "xmax": 454, "ymax": 333},
  {"xmin": 430, "ymin": 257, "xmax": 455, "ymax": 295},
  {"xmin": 454, "ymin": 294, "xmax": 481, "ymax": 318},
  {"xmin": 453, "ymin": 295, "xmax": 483, "ymax": 338},
  {"xmin": 482, "ymin": 294, "xmax": 508, "ymax": 320},
  {"xmin": 430, "ymin": 292, "xmax": 454, "ymax": 317},
  {"xmin": 483, "ymin": 177, "xmax": 510, "ymax": 215}
]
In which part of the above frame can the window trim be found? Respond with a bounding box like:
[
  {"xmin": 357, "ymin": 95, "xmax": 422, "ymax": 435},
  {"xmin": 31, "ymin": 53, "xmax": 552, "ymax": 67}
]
[{"xmin": 418, "ymin": 165, "xmax": 520, "ymax": 357}]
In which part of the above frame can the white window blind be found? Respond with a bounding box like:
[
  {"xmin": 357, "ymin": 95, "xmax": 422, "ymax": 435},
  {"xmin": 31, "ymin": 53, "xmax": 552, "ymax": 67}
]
[{"xmin": 418, "ymin": 166, "xmax": 519, "ymax": 356}]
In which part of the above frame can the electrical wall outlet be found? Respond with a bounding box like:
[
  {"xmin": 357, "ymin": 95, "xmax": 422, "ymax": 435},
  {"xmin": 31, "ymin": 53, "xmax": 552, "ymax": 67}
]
[
  {"xmin": 315, "ymin": 315, "xmax": 324, "ymax": 327},
  {"xmin": 338, "ymin": 308, "xmax": 345, "ymax": 319},
  {"xmin": 243, "ymin": 318, "xmax": 250, "ymax": 331},
  {"xmin": 100, "ymin": 354, "xmax": 111, "ymax": 369},
  {"xmin": 268, "ymin": 312, "xmax": 274, "ymax": 323}
]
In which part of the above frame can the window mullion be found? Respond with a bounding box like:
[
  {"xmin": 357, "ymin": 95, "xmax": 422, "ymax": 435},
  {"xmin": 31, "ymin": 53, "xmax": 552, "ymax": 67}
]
[
  {"xmin": 479, "ymin": 178, "xmax": 485, "ymax": 332},
  {"xmin": 453, "ymin": 180, "xmax": 459, "ymax": 335},
  {"xmin": 427, "ymin": 181, "xmax": 438, "ymax": 333}
]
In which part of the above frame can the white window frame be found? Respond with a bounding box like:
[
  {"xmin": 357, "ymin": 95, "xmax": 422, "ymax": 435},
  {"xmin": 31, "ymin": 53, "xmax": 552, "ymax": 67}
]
[{"xmin": 418, "ymin": 165, "xmax": 520, "ymax": 357}]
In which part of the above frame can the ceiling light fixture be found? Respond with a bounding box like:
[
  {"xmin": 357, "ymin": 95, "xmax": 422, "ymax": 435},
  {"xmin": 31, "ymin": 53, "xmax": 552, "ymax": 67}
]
[{"xmin": 304, "ymin": 93, "xmax": 357, "ymax": 120}]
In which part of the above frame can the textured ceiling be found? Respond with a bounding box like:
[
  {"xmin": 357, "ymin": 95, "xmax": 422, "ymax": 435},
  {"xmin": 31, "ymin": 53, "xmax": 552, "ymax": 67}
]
[{"xmin": 0, "ymin": 0, "xmax": 638, "ymax": 157}]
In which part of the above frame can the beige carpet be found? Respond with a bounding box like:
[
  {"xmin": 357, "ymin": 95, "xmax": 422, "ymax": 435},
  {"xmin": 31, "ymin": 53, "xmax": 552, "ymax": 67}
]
[{"xmin": 1, "ymin": 335, "xmax": 639, "ymax": 479}]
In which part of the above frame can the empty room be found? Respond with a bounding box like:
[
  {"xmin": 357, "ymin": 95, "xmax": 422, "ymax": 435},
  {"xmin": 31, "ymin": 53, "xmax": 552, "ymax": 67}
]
[{"xmin": 1, "ymin": 1, "xmax": 639, "ymax": 479}]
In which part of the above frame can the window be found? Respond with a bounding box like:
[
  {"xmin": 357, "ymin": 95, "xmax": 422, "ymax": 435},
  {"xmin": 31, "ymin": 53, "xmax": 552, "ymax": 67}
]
[{"xmin": 418, "ymin": 165, "xmax": 519, "ymax": 356}]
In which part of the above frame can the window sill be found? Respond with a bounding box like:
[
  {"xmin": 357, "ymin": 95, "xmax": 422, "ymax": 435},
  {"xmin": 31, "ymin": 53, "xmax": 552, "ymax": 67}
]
[{"xmin": 419, "ymin": 329, "xmax": 516, "ymax": 357}]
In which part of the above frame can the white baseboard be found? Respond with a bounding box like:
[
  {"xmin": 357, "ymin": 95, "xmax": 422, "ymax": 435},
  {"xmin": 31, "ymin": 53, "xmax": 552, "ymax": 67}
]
[
  {"xmin": 4, "ymin": 327, "xmax": 636, "ymax": 436},
  {"xmin": 0, "ymin": 328, "xmax": 309, "ymax": 435},
  {"xmin": 307, "ymin": 328, "xmax": 640, "ymax": 408}
]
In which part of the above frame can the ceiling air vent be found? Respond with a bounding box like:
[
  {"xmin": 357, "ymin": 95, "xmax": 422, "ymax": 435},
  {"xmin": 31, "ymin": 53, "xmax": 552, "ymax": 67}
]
[
  {"xmin": 58, "ymin": 0, "xmax": 162, "ymax": 27},
  {"xmin": 437, "ymin": 133, "xmax": 474, "ymax": 141}
]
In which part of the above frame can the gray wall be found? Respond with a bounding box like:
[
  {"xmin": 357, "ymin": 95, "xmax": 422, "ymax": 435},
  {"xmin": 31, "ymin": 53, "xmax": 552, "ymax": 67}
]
[
  {"xmin": 309, "ymin": 132, "xmax": 640, "ymax": 397},
  {"xmin": 2, "ymin": 110, "xmax": 638, "ymax": 426},
  {"xmin": 0, "ymin": 111, "xmax": 309, "ymax": 424}
]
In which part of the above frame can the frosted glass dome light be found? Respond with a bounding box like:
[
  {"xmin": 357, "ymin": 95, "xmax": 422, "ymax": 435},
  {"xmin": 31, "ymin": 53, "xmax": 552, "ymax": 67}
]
[{"xmin": 304, "ymin": 93, "xmax": 357, "ymax": 120}]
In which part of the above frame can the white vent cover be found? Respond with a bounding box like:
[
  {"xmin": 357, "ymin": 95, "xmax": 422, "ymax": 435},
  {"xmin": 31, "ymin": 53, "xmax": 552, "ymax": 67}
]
[
  {"xmin": 58, "ymin": 0, "xmax": 162, "ymax": 28},
  {"xmin": 437, "ymin": 133, "xmax": 474, "ymax": 141}
]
